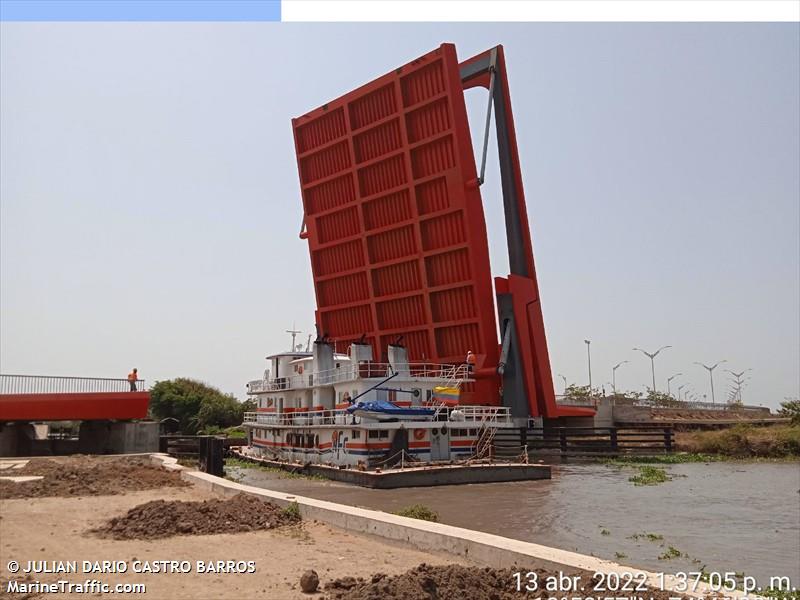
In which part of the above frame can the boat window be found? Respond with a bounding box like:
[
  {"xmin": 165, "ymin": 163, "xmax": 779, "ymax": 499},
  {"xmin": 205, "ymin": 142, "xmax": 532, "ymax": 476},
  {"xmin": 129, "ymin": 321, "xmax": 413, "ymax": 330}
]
[
  {"xmin": 368, "ymin": 430, "xmax": 380, "ymax": 439},
  {"xmin": 286, "ymin": 433, "xmax": 291, "ymax": 445},
  {"xmin": 469, "ymin": 429, "xmax": 478, "ymax": 436},
  {"xmin": 426, "ymin": 389, "xmax": 433, "ymax": 402},
  {"xmin": 351, "ymin": 430, "xmax": 361, "ymax": 439},
  {"xmin": 379, "ymin": 430, "xmax": 389, "ymax": 439}
]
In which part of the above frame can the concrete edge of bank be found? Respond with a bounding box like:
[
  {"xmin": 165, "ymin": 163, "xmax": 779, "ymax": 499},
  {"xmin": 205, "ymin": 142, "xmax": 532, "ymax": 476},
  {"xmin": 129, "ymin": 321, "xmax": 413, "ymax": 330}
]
[{"xmin": 149, "ymin": 453, "xmax": 742, "ymax": 600}]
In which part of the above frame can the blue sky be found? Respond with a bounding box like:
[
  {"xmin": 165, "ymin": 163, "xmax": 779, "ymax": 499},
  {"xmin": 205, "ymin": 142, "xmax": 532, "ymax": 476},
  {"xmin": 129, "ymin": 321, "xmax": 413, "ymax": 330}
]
[{"xmin": 1, "ymin": 23, "xmax": 798, "ymax": 408}]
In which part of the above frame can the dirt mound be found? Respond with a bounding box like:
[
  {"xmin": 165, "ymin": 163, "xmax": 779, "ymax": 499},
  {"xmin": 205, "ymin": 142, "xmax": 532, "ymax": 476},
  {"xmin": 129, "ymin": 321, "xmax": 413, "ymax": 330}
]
[
  {"xmin": 0, "ymin": 456, "xmax": 187, "ymax": 499},
  {"xmin": 92, "ymin": 493, "xmax": 300, "ymax": 539},
  {"xmin": 326, "ymin": 564, "xmax": 548, "ymax": 600},
  {"xmin": 0, "ymin": 574, "xmax": 42, "ymax": 600},
  {"xmin": 325, "ymin": 564, "xmax": 689, "ymax": 600}
]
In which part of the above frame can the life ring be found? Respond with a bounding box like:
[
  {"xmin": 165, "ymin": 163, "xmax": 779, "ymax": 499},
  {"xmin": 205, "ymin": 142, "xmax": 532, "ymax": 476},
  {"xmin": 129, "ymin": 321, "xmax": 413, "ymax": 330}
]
[
  {"xmin": 413, "ymin": 429, "xmax": 426, "ymax": 441},
  {"xmin": 298, "ymin": 365, "xmax": 304, "ymax": 374}
]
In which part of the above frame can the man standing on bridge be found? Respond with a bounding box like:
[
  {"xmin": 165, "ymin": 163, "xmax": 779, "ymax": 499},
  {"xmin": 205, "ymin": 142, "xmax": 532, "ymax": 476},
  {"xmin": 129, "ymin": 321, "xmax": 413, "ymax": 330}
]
[
  {"xmin": 127, "ymin": 368, "xmax": 138, "ymax": 392},
  {"xmin": 465, "ymin": 351, "xmax": 476, "ymax": 373}
]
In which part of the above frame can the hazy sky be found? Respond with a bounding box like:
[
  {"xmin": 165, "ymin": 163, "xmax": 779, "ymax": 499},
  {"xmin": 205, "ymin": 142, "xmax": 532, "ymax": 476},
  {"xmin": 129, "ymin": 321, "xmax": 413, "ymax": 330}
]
[{"xmin": 1, "ymin": 23, "xmax": 798, "ymax": 409}]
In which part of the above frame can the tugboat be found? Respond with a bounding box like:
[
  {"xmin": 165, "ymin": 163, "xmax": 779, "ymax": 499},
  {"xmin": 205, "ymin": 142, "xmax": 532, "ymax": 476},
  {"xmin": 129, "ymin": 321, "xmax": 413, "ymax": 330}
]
[{"xmin": 241, "ymin": 332, "xmax": 514, "ymax": 469}]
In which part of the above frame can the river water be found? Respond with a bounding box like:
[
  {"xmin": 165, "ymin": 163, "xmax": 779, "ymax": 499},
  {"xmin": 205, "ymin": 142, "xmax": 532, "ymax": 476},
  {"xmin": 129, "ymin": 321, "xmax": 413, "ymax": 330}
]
[{"xmin": 228, "ymin": 461, "xmax": 800, "ymax": 586}]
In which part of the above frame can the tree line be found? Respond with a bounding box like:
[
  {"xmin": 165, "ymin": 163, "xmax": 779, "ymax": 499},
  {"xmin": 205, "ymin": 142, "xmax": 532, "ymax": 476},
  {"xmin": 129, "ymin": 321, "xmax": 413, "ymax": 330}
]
[{"xmin": 148, "ymin": 378, "xmax": 255, "ymax": 435}]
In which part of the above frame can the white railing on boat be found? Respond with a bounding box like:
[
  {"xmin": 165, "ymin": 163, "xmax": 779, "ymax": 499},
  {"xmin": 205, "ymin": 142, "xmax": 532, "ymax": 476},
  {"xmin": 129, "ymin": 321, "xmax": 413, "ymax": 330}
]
[
  {"xmin": 244, "ymin": 408, "xmax": 356, "ymax": 426},
  {"xmin": 242, "ymin": 404, "xmax": 510, "ymax": 427},
  {"xmin": 247, "ymin": 362, "xmax": 470, "ymax": 394},
  {"xmin": 453, "ymin": 406, "xmax": 511, "ymax": 423},
  {"xmin": 247, "ymin": 375, "xmax": 312, "ymax": 393}
]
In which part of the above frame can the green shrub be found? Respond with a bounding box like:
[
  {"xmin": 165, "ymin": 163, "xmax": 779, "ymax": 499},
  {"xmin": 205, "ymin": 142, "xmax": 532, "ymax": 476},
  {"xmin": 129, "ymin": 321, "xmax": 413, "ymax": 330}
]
[
  {"xmin": 224, "ymin": 426, "xmax": 248, "ymax": 438},
  {"xmin": 149, "ymin": 378, "xmax": 252, "ymax": 434},
  {"xmin": 775, "ymin": 426, "xmax": 800, "ymax": 455},
  {"xmin": 684, "ymin": 424, "xmax": 800, "ymax": 458},
  {"xmin": 281, "ymin": 501, "xmax": 301, "ymax": 520},
  {"xmin": 393, "ymin": 504, "xmax": 439, "ymax": 522},
  {"xmin": 779, "ymin": 399, "xmax": 800, "ymax": 426}
]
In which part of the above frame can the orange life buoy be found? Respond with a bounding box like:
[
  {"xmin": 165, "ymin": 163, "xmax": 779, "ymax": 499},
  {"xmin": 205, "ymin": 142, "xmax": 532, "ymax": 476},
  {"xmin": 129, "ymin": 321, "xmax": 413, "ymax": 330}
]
[
  {"xmin": 332, "ymin": 430, "xmax": 338, "ymax": 444},
  {"xmin": 298, "ymin": 365, "xmax": 304, "ymax": 374},
  {"xmin": 413, "ymin": 429, "xmax": 426, "ymax": 441}
]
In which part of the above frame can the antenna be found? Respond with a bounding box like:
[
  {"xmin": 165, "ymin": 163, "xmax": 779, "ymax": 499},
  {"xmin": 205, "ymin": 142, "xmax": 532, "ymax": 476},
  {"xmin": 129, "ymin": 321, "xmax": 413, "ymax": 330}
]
[
  {"xmin": 305, "ymin": 334, "xmax": 312, "ymax": 352},
  {"xmin": 286, "ymin": 323, "xmax": 302, "ymax": 352}
]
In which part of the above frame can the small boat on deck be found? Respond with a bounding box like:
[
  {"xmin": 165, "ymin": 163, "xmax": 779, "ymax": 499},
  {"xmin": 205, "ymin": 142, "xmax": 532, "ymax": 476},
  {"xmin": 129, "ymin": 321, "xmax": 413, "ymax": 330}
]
[{"xmin": 346, "ymin": 399, "xmax": 436, "ymax": 421}]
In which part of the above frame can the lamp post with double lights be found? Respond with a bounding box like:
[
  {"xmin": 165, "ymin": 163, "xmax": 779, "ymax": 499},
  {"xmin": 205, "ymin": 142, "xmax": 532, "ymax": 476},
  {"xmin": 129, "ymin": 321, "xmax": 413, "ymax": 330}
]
[
  {"xmin": 694, "ymin": 360, "xmax": 727, "ymax": 405},
  {"xmin": 633, "ymin": 345, "xmax": 672, "ymax": 392}
]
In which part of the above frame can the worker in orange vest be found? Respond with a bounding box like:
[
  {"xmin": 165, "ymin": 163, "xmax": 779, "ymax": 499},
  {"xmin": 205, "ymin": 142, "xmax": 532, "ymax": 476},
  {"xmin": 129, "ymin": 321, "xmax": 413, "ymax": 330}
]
[
  {"xmin": 127, "ymin": 368, "xmax": 138, "ymax": 392},
  {"xmin": 465, "ymin": 351, "xmax": 477, "ymax": 373}
]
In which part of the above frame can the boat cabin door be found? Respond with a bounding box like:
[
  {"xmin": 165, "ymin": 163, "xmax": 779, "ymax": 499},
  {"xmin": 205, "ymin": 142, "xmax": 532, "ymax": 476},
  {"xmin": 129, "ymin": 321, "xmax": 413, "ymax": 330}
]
[{"xmin": 430, "ymin": 425, "xmax": 450, "ymax": 461}]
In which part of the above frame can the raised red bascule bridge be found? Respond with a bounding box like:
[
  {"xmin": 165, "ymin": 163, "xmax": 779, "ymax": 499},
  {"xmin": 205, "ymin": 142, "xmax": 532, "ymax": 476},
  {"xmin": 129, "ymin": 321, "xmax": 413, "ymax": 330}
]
[{"xmin": 292, "ymin": 44, "xmax": 593, "ymax": 420}]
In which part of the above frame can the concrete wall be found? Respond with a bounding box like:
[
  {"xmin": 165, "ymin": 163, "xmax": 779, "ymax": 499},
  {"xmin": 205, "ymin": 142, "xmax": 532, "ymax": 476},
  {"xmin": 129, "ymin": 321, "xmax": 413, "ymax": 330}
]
[
  {"xmin": 150, "ymin": 453, "xmax": 748, "ymax": 600},
  {"xmin": 593, "ymin": 398, "xmax": 614, "ymax": 427},
  {"xmin": 611, "ymin": 404, "xmax": 652, "ymax": 423},
  {"xmin": 79, "ymin": 421, "xmax": 159, "ymax": 454}
]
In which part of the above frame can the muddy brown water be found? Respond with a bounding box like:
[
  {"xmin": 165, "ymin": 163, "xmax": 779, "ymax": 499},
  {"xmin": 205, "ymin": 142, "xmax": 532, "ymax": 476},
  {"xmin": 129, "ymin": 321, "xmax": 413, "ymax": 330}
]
[{"xmin": 227, "ymin": 461, "xmax": 800, "ymax": 587}]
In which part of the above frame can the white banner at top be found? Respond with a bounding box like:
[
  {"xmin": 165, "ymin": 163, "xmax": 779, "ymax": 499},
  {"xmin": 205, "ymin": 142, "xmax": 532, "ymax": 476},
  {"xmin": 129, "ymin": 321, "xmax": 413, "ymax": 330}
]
[{"xmin": 282, "ymin": 0, "xmax": 800, "ymax": 23}]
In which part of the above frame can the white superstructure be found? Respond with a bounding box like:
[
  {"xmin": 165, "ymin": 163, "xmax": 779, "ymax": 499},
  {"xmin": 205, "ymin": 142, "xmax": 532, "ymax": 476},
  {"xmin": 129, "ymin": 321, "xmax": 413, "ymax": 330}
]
[{"xmin": 242, "ymin": 337, "xmax": 514, "ymax": 468}]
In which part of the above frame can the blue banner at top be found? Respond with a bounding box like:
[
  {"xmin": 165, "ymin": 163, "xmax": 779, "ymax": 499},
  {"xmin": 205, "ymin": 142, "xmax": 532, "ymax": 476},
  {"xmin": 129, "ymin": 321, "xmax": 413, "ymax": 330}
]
[{"xmin": 0, "ymin": 0, "xmax": 281, "ymax": 21}]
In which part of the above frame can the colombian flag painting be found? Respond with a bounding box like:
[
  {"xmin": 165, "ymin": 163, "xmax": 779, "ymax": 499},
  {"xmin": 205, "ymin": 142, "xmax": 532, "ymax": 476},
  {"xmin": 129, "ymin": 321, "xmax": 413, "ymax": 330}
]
[{"xmin": 432, "ymin": 386, "xmax": 460, "ymax": 406}]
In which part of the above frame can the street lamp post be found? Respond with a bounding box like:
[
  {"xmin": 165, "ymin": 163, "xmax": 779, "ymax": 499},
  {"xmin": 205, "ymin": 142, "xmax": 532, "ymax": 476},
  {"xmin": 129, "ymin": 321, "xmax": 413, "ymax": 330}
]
[
  {"xmin": 666, "ymin": 373, "xmax": 682, "ymax": 397},
  {"xmin": 677, "ymin": 384, "xmax": 686, "ymax": 401},
  {"xmin": 633, "ymin": 345, "xmax": 672, "ymax": 392},
  {"xmin": 725, "ymin": 369, "xmax": 752, "ymax": 404},
  {"xmin": 584, "ymin": 340, "xmax": 592, "ymax": 396},
  {"xmin": 694, "ymin": 360, "xmax": 727, "ymax": 404},
  {"xmin": 557, "ymin": 373, "xmax": 568, "ymax": 394},
  {"xmin": 611, "ymin": 361, "xmax": 629, "ymax": 396}
]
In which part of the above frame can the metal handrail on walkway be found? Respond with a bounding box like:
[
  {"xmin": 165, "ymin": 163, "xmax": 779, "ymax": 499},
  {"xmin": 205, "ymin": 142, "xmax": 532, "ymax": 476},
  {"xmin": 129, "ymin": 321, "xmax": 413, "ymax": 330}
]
[{"xmin": 0, "ymin": 374, "xmax": 147, "ymax": 394}]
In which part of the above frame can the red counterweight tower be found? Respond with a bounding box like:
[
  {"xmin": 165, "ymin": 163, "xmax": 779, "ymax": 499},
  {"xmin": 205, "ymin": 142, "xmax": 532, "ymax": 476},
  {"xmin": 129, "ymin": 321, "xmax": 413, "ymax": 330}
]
[{"xmin": 292, "ymin": 44, "xmax": 593, "ymax": 420}]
